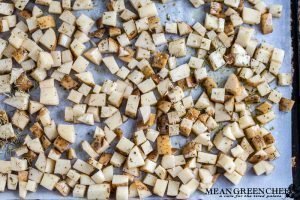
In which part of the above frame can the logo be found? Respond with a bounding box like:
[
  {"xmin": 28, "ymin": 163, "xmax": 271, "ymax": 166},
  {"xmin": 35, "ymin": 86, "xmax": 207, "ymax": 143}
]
[{"xmin": 205, "ymin": 186, "xmax": 293, "ymax": 199}]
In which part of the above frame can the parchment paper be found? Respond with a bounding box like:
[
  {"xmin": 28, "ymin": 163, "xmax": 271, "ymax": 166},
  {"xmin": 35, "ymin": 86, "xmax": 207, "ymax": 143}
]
[{"xmin": 0, "ymin": 0, "xmax": 293, "ymax": 199}]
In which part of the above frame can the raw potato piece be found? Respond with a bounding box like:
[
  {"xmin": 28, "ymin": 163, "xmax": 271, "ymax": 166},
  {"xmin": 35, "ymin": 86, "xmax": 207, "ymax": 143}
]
[
  {"xmin": 0, "ymin": 123, "xmax": 16, "ymax": 140},
  {"xmin": 40, "ymin": 80, "xmax": 59, "ymax": 106},
  {"xmin": 73, "ymin": 0, "xmax": 93, "ymax": 10},
  {"xmin": 165, "ymin": 23, "xmax": 177, "ymax": 34},
  {"xmin": 242, "ymin": 7, "xmax": 261, "ymax": 25},
  {"xmin": 57, "ymin": 124, "xmax": 76, "ymax": 143},
  {"xmin": 168, "ymin": 38, "xmax": 186, "ymax": 57},
  {"xmin": 49, "ymin": 1, "xmax": 62, "ymax": 14},
  {"xmin": 82, "ymin": 140, "xmax": 98, "ymax": 158},
  {"xmin": 37, "ymin": 52, "xmax": 54, "ymax": 70},
  {"xmin": 235, "ymin": 28, "xmax": 254, "ymax": 49},
  {"xmin": 138, "ymin": 3, "xmax": 158, "ymax": 18},
  {"xmin": 127, "ymin": 146, "xmax": 145, "ymax": 168},
  {"xmin": 278, "ymin": 73, "xmax": 292, "ymax": 86},
  {"xmin": 169, "ymin": 64, "xmax": 190, "ymax": 82},
  {"xmin": 0, "ymin": 3, "xmax": 14, "ymax": 16},
  {"xmin": 103, "ymin": 56, "xmax": 119, "ymax": 74},
  {"xmin": 102, "ymin": 11, "xmax": 117, "ymax": 27},
  {"xmin": 76, "ymin": 14, "xmax": 94, "ymax": 33},
  {"xmin": 116, "ymin": 186, "xmax": 128, "ymax": 200},
  {"xmin": 70, "ymin": 39, "xmax": 86, "ymax": 57},
  {"xmin": 253, "ymin": 161, "xmax": 274, "ymax": 175},
  {"xmin": 40, "ymin": 174, "xmax": 60, "ymax": 190},
  {"xmin": 116, "ymin": 137, "xmax": 134, "ymax": 155},
  {"xmin": 73, "ymin": 159, "xmax": 94, "ymax": 175},
  {"xmin": 12, "ymin": 110, "xmax": 29, "ymax": 130},
  {"xmin": 135, "ymin": 31, "xmax": 155, "ymax": 52},
  {"xmin": 73, "ymin": 184, "xmax": 86, "ymax": 198},
  {"xmin": 269, "ymin": 5, "xmax": 283, "ymax": 18},
  {"xmin": 0, "ymin": 19, "xmax": 9, "ymax": 33},
  {"xmin": 125, "ymin": 95, "xmax": 140, "ymax": 118},
  {"xmin": 224, "ymin": 171, "xmax": 242, "ymax": 185},
  {"xmin": 153, "ymin": 179, "xmax": 168, "ymax": 197},
  {"xmin": 209, "ymin": 51, "xmax": 226, "ymax": 70},
  {"xmin": 84, "ymin": 48, "xmax": 102, "ymax": 65},
  {"xmin": 55, "ymin": 159, "xmax": 71, "ymax": 175},
  {"xmin": 211, "ymin": 88, "xmax": 225, "ymax": 103}
]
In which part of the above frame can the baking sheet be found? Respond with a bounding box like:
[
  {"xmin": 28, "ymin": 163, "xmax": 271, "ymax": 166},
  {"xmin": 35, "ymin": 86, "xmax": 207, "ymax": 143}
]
[{"xmin": 0, "ymin": 0, "xmax": 293, "ymax": 199}]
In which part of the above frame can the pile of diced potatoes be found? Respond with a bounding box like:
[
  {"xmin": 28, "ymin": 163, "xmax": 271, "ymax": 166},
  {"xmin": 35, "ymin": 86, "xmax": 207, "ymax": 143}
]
[{"xmin": 0, "ymin": 0, "xmax": 294, "ymax": 199}]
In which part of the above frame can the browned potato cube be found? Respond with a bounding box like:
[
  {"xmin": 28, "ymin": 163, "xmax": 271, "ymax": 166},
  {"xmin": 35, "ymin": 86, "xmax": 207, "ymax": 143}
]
[
  {"xmin": 279, "ymin": 97, "xmax": 295, "ymax": 112},
  {"xmin": 119, "ymin": 47, "xmax": 135, "ymax": 63},
  {"xmin": 263, "ymin": 133, "xmax": 275, "ymax": 146},
  {"xmin": 148, "ymin": 16, "xmax": 161, "ymax": 32},
  {"xmin": 60, "ymin": 75, "xmax": 78, "ymax": 90},
  {"xmin": 177, "ymin": 79, "xmax": 188, "ymax": 90},
  {"xmin": 90, "ymin": 28, "xmax": 105, "ymax": 39},
  {"xmin": 37, "ymin": 16, "xmax": 56, "ymax": 29},
  {"xmin": 141, "ymin": 65, "xmax": 154, "ymax": 78},
  {"xmin": 147, "ymin": 150, "xmax": 159, "ymax": 162},
  {"xmin": 54, "ymin": 136, "xmax": 70, "ymax": 153},
  {"xmin": 245, "ymin": 95, "xmax": 261, "ymax": 104},
  {"xmin": 146, "ymin": 113, "xmax": 156, "ymax": 127},
  {"xmin": 99, "ymin": 153, "xmax": 112, "ymax": 166},
  {"xmin": 248, "ymin": 150, "xmax": 268, "ymax": 164},
  {"xmin": 224, "ymin": 21, "xmax": 235, "ymax": 36},
  {"xmin": 186, "ymin": 76, "xmax": 197, "ymax": 88},
  {"xmin": 157, "ymin": 135, "xmax": 172, "ymax": 155},
  {"xmin": 16, "ymin": 73, "xmax": 33, "ymax": 91},
  {"xmin": 256, "ymin": 101, "xmax": 272, "ymax": 114},
  {"xmin": 90, "ymin": 136, "xmax": 109, "ymax": 154},
  {"xmin": 109, "ymin": 27, "xmax": 121, "ymax": 37},
  {"xmin": 261, "ymin": 13, "xmax": 273, "ymax": 34},
  {"xmin": 19, "ymin": 10, "xmax": 32, "ymax": 19},
  {"xmin": 224, "ymin": 53, "xmax": 235, "ymax": 65},
  {"xmin": 0, "ymin": 110, "xmax": 9, "ymax": 125},
  {"xmin": 185, "ymin": 108, "xmax": 200, "ymax": 122},
  {"xmin": 40, "ymin": 135, "xmax": 51, "ymax": 150},
  {"xmin": 152, "ymin": 52, "xmax": 169, "ymax": 69},
  {"xmin": 202, "ymin": 77, "xmax": 217, "ymax": 96},
  {"xmin": 210, "ymin": 2, "xmax": 222, "ymax": 16},
  {"xmin": 18, "ymin": 171, "xmax": 29, "ymax": 182},
  {"xmin": 251, "ymin": 135, "xmax": 266, "ymax": 151},
  {"xmin": 12, "ymin": 48, "xmax": 28, "ymax": 64},
  {"xmin": 198, "ymin": 113, "xmax": 210, "ymax": 123},
  {"xmin": 30, "ymin": 122, "xmax": 44, "ymax": 138},
  {"xmin": 157, "ymin": 101, "xmax": 172, "ymax": 113},
  {"xmin": 23, "ymin": 150, "xmax": 37, "ymax": 163},
  {"xmin": 182, "ymin": 141, "xmax": 198, "ymax": 158},
  {"xmin": 237, "ymin": 0, "xmax": 244, "ymax": 12},
  {"xmin": 156, "ymin": 114, "xmax": 168, "ymax": 135}
]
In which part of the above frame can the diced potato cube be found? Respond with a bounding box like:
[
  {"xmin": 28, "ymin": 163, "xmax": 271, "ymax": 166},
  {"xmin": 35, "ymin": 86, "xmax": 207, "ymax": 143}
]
[
  {"xmin": 168, "ymin": 38, "xmax": 186, "ymax": 57},
  {"xmin": 102, "ymin": 11, "xmax": 117, "ymax": 27},
  {"xmin": 278, "ymin": 73, "xmax": 292, "ymax": 86},
  {"xmin": 269, "ymin": 4, "xmax": 283, "ymax": 18},
  {"xmin": 242, "ymin": 7, "xmax": 261, "ymax": 25}
]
